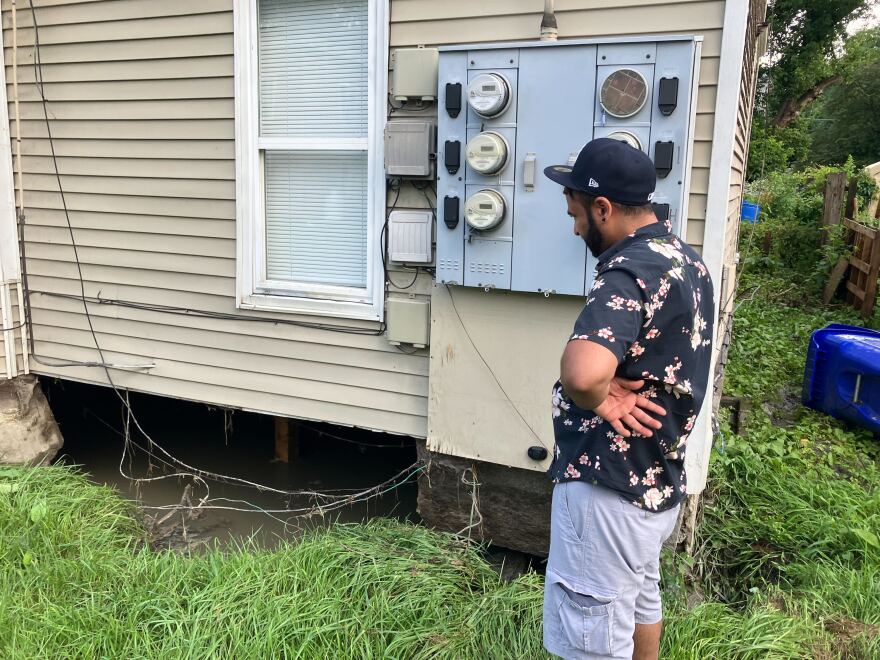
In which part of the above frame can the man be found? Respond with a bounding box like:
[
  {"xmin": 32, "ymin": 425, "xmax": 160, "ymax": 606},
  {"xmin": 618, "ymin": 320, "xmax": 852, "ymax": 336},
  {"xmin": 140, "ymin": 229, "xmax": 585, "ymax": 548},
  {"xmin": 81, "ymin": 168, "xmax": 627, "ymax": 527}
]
[{"xmin": 541, "ymin": 138, "xmax": 715, "ymax": 660}]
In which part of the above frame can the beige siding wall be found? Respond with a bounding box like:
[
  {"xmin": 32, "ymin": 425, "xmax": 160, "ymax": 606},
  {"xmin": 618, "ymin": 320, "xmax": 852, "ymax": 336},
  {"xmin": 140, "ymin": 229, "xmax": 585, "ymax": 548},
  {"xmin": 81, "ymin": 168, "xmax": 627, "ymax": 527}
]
[
  {"xmin": 391, "ymin": 0, "xmax": 725, "ymax": 250},
  {"xmin": 3, "ymin": 0, "xmax": 428, "ymax": 436},
  {"xmin": 3, "ymin": 0, "xmax": 740, "ymax": 452}
]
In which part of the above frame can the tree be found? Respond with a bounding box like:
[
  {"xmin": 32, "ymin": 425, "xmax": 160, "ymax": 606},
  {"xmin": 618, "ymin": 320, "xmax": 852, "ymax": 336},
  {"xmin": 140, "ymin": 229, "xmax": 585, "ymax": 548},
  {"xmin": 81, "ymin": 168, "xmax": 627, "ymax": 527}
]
[
  {"xmin": 807, "ymin": 27, "xmax": 880, "ymax": 166},
  {"xmin": 763, "ymin": 0, "xmax": 877, "ymax": 129}
]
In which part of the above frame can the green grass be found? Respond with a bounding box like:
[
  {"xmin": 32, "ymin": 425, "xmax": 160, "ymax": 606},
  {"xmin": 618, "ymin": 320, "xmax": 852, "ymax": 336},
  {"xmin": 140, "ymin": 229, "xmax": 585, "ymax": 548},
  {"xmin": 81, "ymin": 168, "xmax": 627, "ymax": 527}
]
[
  {"xmin": 1, "ymin": 465, "xmax": 547, "ymax": 658},
  {"xmin": 686, "ymin": 266, "xmax": 880, "ymax": 659},
  {"xmin": 2, "ymin": 262, "xmax": 879, "ymax": 658}
]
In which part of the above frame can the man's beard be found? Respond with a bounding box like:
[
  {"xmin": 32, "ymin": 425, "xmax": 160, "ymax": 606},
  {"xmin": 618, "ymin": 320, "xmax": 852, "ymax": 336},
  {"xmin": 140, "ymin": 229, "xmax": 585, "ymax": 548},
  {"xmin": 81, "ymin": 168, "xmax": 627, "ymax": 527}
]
[{"xmin": 584, "ymin": 206, "xmax": 605, "ymax": 258}]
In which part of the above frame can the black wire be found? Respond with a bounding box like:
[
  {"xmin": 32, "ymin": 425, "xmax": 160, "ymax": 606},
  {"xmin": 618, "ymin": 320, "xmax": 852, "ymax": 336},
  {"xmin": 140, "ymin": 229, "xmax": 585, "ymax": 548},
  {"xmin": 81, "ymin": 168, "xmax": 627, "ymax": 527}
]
[
  {"xmin": 18, "ymin": 2, "xmax": 418, "ymax": 512},
  {"xmin": 387, "ymin": 94, "xmax": 429, "ymax": 114},
  {"xmin": 34, "ymin": 291, "xmax": 388, "ymax": 336},
  {"xmin": 381, "ymin": 183, "xmax": 422, "ymax": 291},
  {"xmin": 382, "ymin": 181, "xmax": 437, "ymax": 291},
  {"xmin": 443, "ymin": 283, "xmax": 550, "ymax": 451},
  {"xmin": 19, "ymin": 0, "xmax": 387, "ymax": 355},
  {"xmin": 0, "ymin": 321, "xmax": 27, "ymax": 332}
]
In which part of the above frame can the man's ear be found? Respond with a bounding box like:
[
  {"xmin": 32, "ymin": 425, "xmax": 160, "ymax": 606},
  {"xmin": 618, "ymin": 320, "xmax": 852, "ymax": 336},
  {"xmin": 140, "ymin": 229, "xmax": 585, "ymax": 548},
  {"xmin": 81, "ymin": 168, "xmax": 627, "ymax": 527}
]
[{"xmin": 593, "ymin": 196, "xmax": 613, "ymax": 221}]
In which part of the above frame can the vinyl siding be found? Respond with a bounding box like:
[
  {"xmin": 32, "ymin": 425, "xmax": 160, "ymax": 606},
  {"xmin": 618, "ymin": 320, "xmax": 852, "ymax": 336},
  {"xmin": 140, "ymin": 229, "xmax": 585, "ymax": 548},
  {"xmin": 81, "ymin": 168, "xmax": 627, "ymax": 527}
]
[
  {"xmin": 721, "ymin": 0, "xmax": 765, "ymax": 314},
  {"xmin": 3, "ymin": 0, "xmax": 428, "ymax": 436},
  {"xmin": 4, "ymin": 0, "xmax": 736, "ymax": 446}
]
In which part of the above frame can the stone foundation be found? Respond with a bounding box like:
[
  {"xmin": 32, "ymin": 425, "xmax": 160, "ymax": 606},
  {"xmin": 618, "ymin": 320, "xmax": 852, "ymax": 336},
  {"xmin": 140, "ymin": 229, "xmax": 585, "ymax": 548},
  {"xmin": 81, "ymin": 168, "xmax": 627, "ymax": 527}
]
[{"xmin": 0, "ymin": 375, "xmax": 63, "ymax": 465}]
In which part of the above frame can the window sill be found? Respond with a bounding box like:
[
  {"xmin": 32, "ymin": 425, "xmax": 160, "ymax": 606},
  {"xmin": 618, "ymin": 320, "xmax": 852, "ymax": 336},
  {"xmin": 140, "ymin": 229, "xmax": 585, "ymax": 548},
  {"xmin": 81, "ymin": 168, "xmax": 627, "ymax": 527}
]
[{"xmin": 238, "ymin": 291, "xmax": 383, "ymax": 322}]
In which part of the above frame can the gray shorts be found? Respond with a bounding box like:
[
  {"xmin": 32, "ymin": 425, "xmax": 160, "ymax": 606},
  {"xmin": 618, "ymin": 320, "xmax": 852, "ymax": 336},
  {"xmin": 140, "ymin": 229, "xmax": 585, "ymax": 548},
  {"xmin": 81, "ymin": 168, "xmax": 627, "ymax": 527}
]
[{"xmin": 543, "ymin": 481, "xmax": 680, "ymax": 659}]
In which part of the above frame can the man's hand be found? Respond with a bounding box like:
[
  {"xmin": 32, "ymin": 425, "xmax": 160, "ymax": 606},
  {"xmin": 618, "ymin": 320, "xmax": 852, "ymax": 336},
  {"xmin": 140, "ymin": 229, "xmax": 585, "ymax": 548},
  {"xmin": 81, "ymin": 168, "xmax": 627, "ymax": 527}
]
[{"xmin": 593, "ymin": 377, "xmax": 666, "ymax": 438}]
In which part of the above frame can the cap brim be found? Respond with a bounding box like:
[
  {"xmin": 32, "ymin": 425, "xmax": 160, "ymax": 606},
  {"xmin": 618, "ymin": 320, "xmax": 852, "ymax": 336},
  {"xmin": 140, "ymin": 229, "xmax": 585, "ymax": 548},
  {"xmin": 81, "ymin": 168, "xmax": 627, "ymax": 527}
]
[{"xmin": 543, "ymin": 164, "xmax": 580, "ymax": 190}]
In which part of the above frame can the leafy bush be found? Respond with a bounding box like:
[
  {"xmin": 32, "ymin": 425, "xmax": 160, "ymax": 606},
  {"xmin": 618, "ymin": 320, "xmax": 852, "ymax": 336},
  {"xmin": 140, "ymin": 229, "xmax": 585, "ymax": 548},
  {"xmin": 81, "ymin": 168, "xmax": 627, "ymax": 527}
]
[
  {"xmin": 741, "ymin": 160, "xmax": 879, "ymax": 293},
  {"xmin": 691, "ymin": 267, "xmax": 880, "ymax": 659}
]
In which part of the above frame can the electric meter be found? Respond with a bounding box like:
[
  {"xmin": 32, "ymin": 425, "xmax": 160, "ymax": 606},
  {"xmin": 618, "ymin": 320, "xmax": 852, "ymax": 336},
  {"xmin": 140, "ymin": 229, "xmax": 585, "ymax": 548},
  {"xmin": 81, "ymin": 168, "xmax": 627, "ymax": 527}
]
[
  {"xmin": 600, "ymin": 68, "xmax": 648, "ymax": 118},
  {"xmin": 606, "ymin": 131, "xmax": 643, "ymax": 151},
  {"xmin": 464, "ymin": 189, "xmax": 506, "ymax": 231},
  {"xmin": 467, "ymin": 73, "xmax": 511, "ymax": 118},
  {"xmin": 465, "ymin": 132, "xmax": 509, "ymax": 175}
]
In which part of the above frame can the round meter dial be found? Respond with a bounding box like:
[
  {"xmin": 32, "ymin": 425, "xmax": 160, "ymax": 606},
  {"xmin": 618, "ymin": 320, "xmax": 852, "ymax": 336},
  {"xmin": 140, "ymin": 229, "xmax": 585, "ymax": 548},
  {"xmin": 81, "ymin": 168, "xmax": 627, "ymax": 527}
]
[
  {"xmin": 606, "ymin": 130, "xmax": 643, "ymax": 151},
  {"xmin": 464, "ymin": 189, "xmax": 506, "ymax": 231},
  {"xmin": 465, "ymin": 132, "xmax": 509, "ymax": 175},
  {"xmin": 467, "ymin": 73, "xmax": 511, "ymax": 118},
  {"xmin": 600, "ymin": 68, "xmax": 649, "ymax": 118}
]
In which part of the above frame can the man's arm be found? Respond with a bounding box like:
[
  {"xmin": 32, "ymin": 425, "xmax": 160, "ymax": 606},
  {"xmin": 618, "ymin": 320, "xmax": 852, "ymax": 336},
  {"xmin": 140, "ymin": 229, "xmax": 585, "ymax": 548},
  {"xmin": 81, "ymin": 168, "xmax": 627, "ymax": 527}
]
[
  {"xmin": 561, "ymin": 341, "xmax": 665, "ymax": 437},
  {"xmin": 560, "ymin": 339, "xmax": 617, "ymax": 411}
]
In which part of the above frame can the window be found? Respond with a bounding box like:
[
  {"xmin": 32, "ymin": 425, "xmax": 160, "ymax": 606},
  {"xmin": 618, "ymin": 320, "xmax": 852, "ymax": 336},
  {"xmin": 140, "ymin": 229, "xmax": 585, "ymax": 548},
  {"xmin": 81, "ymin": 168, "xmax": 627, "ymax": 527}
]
[{"xmin": 234, "ymin": 0, "xmax": 387, "ymax": 320}]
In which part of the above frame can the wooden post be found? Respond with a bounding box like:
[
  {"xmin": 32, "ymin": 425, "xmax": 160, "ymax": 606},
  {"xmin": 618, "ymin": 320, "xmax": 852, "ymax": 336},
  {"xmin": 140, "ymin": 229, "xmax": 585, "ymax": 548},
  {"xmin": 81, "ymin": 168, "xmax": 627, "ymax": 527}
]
[
  {"xmin": 274, "ymin": 417, "xmax": 300, "ymax": 463},
  {"xmin": 821, "ymin": 172, "xmax": 847, "ymax": 233},
  {"xmin": 844, "ymin": 176, "xmax": 859, "ymax": 220},
  {"xmin": 861, "ymin": 226, "xmax": 880, "ymax": 320},
  {"xmin": 822, "ymin": 257, "xmax": 850, "ymax": 305}
]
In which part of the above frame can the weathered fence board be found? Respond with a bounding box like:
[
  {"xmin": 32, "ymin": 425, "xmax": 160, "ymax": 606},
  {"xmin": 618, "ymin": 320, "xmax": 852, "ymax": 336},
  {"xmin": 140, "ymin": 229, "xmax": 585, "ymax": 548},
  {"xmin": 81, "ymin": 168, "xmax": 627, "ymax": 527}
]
[{"xmin": 823, "ymin": 178, "xmax": 880, "ymax": 319}]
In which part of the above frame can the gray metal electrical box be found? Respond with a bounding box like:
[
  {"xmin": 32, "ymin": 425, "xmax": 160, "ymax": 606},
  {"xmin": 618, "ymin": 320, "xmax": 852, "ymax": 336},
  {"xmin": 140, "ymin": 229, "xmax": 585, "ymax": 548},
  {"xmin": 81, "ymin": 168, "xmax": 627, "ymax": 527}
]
[
  {"xmin": 385, "ymin": 121, "xmax": 434, "ymax": 177},
  {"xmin": 386, "ymin": 298, "xmax": 430, "ymax": 347},
  {"xmin": 391, "ymin": 48, "xmax": 440, "ymax": 101},
  {"xmin": 435, "ymin": 37, "xmax": 700, "ymax": 296},
  {"xmin": 389, "ymin": 210, "xmax": 433, "ymax": 263}
]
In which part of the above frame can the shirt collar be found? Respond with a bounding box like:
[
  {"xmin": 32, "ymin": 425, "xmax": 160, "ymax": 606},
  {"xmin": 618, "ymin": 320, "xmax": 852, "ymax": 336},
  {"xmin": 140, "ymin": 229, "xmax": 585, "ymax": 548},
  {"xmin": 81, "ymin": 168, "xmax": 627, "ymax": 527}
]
[{"xmin": 597, "ymin": 221, "xmax": 670, "ymax": 267}]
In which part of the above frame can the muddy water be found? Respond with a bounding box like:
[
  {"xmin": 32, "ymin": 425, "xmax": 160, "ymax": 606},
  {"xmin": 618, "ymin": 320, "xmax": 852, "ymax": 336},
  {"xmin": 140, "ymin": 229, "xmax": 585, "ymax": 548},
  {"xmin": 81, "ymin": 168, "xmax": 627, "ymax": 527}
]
[{"xmin": 43, "ymin": 380, "xmax": 420, "ymax": 549}]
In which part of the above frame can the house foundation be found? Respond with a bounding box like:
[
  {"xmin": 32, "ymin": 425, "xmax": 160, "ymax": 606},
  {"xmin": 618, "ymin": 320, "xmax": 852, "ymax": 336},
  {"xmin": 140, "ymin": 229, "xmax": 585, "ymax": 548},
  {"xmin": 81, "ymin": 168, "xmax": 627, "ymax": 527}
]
[{"xmin": 0, "ymin": 375, "xmax": 63, "ymax": 465}]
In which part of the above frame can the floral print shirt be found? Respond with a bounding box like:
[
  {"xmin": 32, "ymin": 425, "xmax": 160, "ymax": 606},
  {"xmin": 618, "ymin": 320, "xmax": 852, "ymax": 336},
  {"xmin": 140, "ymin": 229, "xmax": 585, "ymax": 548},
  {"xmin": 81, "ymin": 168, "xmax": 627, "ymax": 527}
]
[{"xmin": 549, "ymin": 222, "xmax": 714, "ymax": 512}]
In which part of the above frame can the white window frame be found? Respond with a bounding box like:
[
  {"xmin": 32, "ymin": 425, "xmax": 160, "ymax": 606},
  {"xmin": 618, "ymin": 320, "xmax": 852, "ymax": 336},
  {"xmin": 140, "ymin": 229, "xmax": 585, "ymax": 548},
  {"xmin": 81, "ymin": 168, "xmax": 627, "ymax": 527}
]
[{"xmin": 233, "ymin": 0, "xmax": 388, "ymax": 321}]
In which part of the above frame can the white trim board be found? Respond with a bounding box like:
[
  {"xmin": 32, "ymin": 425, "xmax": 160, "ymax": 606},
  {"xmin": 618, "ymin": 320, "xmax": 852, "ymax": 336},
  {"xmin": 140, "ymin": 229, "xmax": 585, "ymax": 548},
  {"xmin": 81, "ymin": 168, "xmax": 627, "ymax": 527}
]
[
  {"xmin": 0, "ymin": 31, "xmax": 19, "ymax": 284},
  {"xmin": 232, "ymin": 0, "xmax": 388, "ymax": 322},
  {"xmin": 686, "ymin": 0, "xmax": 750, "ymax": 494},
  {"xmin": 0, "ymin": 34, "xmax": 24, "ymax": 378}
]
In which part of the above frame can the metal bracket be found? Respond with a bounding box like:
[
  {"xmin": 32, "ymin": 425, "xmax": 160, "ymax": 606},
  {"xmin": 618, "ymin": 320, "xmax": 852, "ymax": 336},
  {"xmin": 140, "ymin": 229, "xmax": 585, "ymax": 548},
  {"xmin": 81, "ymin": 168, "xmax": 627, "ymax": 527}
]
[{"xmin": 523, "ymin": 153, "xmax": 536, "ymax": 192}]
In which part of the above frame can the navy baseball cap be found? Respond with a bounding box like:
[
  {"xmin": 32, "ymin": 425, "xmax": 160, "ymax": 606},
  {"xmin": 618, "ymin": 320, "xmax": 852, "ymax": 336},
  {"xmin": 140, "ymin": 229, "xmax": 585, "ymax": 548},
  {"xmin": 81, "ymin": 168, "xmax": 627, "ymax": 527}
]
[{"xmin": 543, "ymin": 137, "xmax": 656, "ymax": 205}]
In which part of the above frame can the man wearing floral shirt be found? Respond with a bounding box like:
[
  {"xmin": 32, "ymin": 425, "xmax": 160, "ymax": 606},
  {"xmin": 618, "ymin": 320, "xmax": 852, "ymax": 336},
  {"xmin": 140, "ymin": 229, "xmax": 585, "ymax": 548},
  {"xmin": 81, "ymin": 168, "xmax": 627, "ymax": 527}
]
[{"xmin": 541, "ymin": 138, "xmax": 714, "ymax": 660}]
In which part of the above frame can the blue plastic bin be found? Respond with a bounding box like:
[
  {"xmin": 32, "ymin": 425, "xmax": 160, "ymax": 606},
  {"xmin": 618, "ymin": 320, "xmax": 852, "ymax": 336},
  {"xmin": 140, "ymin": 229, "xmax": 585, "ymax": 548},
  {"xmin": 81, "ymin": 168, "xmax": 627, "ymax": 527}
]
[
  {"xmin": 802, "ymin": 324, "xmax": 880, "ymax": 434},
  {"xmin": 741, "ymin": 202, "xmax": 761, "ymax": 223}
]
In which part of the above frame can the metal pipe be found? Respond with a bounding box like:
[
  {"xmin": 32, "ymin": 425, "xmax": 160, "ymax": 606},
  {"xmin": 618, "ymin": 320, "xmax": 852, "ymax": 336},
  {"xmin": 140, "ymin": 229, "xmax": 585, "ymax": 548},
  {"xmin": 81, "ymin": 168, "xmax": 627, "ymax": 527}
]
[{"xmin": 540, "ymin": 0, "xmax": 558, "ymax": 41}]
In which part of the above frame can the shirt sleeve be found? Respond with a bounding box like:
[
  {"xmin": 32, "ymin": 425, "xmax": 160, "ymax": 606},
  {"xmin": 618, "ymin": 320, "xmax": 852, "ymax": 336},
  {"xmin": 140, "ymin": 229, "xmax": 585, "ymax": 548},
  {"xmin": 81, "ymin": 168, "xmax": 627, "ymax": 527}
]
[{"xmin": 571, "ymin": 269, "xmax": 645, "ymax": 363}]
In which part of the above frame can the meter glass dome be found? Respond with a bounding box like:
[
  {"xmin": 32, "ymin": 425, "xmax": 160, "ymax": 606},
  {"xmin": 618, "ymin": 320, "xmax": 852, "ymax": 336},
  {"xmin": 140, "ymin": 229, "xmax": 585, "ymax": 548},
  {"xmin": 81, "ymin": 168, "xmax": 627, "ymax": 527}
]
[
  {"xmin": 600, "ymin": 69, "xmax": 648, "ymax": 118},
  {"xmin": 467, "ymin": 73, "xmax": 510, "ymax": 118},
  {"xmin": 607, "ymin": 130, "xmax": 643, "ymax": 151},
  {"xmin": 465, "ymin": 132, "xmax": 509, "ymax": 175},
  {"xmin": 464, "ymin": 189, "xmax": 506, "ymax": 231}
]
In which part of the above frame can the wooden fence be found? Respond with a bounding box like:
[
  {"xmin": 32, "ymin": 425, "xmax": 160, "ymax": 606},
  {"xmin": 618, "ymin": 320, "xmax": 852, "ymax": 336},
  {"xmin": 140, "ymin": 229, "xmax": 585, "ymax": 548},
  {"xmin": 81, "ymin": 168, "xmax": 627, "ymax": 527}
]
[{"xmin": 821, "ymin": 172, "xmax": 880, "ymax": 319}]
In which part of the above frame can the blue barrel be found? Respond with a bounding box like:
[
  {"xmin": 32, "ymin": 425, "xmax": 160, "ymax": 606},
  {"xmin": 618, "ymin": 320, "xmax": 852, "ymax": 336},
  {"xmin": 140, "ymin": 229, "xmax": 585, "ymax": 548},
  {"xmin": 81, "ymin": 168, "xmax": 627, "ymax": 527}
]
[
  {"xmin": 803, "ymin": 324, "xmax": 880, "ymax": 434},
  {"xmin": 741, "ymin": 202, "xmax": 761, "ymax": 223}
]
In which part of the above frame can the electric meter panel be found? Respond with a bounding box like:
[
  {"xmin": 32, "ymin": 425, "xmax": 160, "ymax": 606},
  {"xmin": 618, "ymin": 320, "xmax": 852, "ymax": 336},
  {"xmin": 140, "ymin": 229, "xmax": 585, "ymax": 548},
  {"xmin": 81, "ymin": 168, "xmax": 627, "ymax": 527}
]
[
  {"xmin": 467, "ymin": 73, "xmax": 512, "ymax": 118},
  {"xmin": 436, "ymin": 37, "xmax": 699, "ymax": 295},
  {"xmin": 465, "ymin": 132, "xmax": 509, "ymax": 175}
]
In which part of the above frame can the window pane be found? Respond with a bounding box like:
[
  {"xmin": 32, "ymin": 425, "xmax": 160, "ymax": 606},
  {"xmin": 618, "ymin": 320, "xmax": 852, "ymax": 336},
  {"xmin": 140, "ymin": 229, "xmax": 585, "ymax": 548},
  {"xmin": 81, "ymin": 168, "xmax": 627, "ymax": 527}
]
[
  {"xmin": 258, "ymin": 0, "xmax": 368, "ymax": 138},
  {"xmin": 264, "ymin": 151, "xmax": 368, "ymax": 288}
]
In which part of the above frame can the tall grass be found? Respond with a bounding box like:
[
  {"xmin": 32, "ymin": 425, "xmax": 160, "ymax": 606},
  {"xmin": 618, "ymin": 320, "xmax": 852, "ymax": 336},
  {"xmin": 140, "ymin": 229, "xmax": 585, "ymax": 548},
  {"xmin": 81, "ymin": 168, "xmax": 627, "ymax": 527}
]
[
  {"xmin": 3, "ymin": 266, "xmax": 879, "ymax": 658},
  {"xmin": 1, "ymin": 465, "xmax": 546, "ymax": 658},
  {"xmin": 687, "ymin": 267, "xmax": 880, "ymax": 658}
]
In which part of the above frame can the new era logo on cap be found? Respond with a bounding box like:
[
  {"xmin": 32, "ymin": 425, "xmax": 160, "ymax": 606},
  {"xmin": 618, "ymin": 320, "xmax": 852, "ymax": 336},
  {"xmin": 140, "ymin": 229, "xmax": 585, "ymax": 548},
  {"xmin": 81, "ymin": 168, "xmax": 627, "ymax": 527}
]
[{"xmin": 588, "ymin": 178, "xmax": 599, "ymax": 188}]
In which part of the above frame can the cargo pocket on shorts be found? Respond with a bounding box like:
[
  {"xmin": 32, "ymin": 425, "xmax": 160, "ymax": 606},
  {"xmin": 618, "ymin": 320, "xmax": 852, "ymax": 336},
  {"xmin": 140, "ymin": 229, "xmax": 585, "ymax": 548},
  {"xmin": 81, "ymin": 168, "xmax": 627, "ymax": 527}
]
[{"xmin": 557, "ymin": 584, "xmax": 614, "ymax": 655}]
